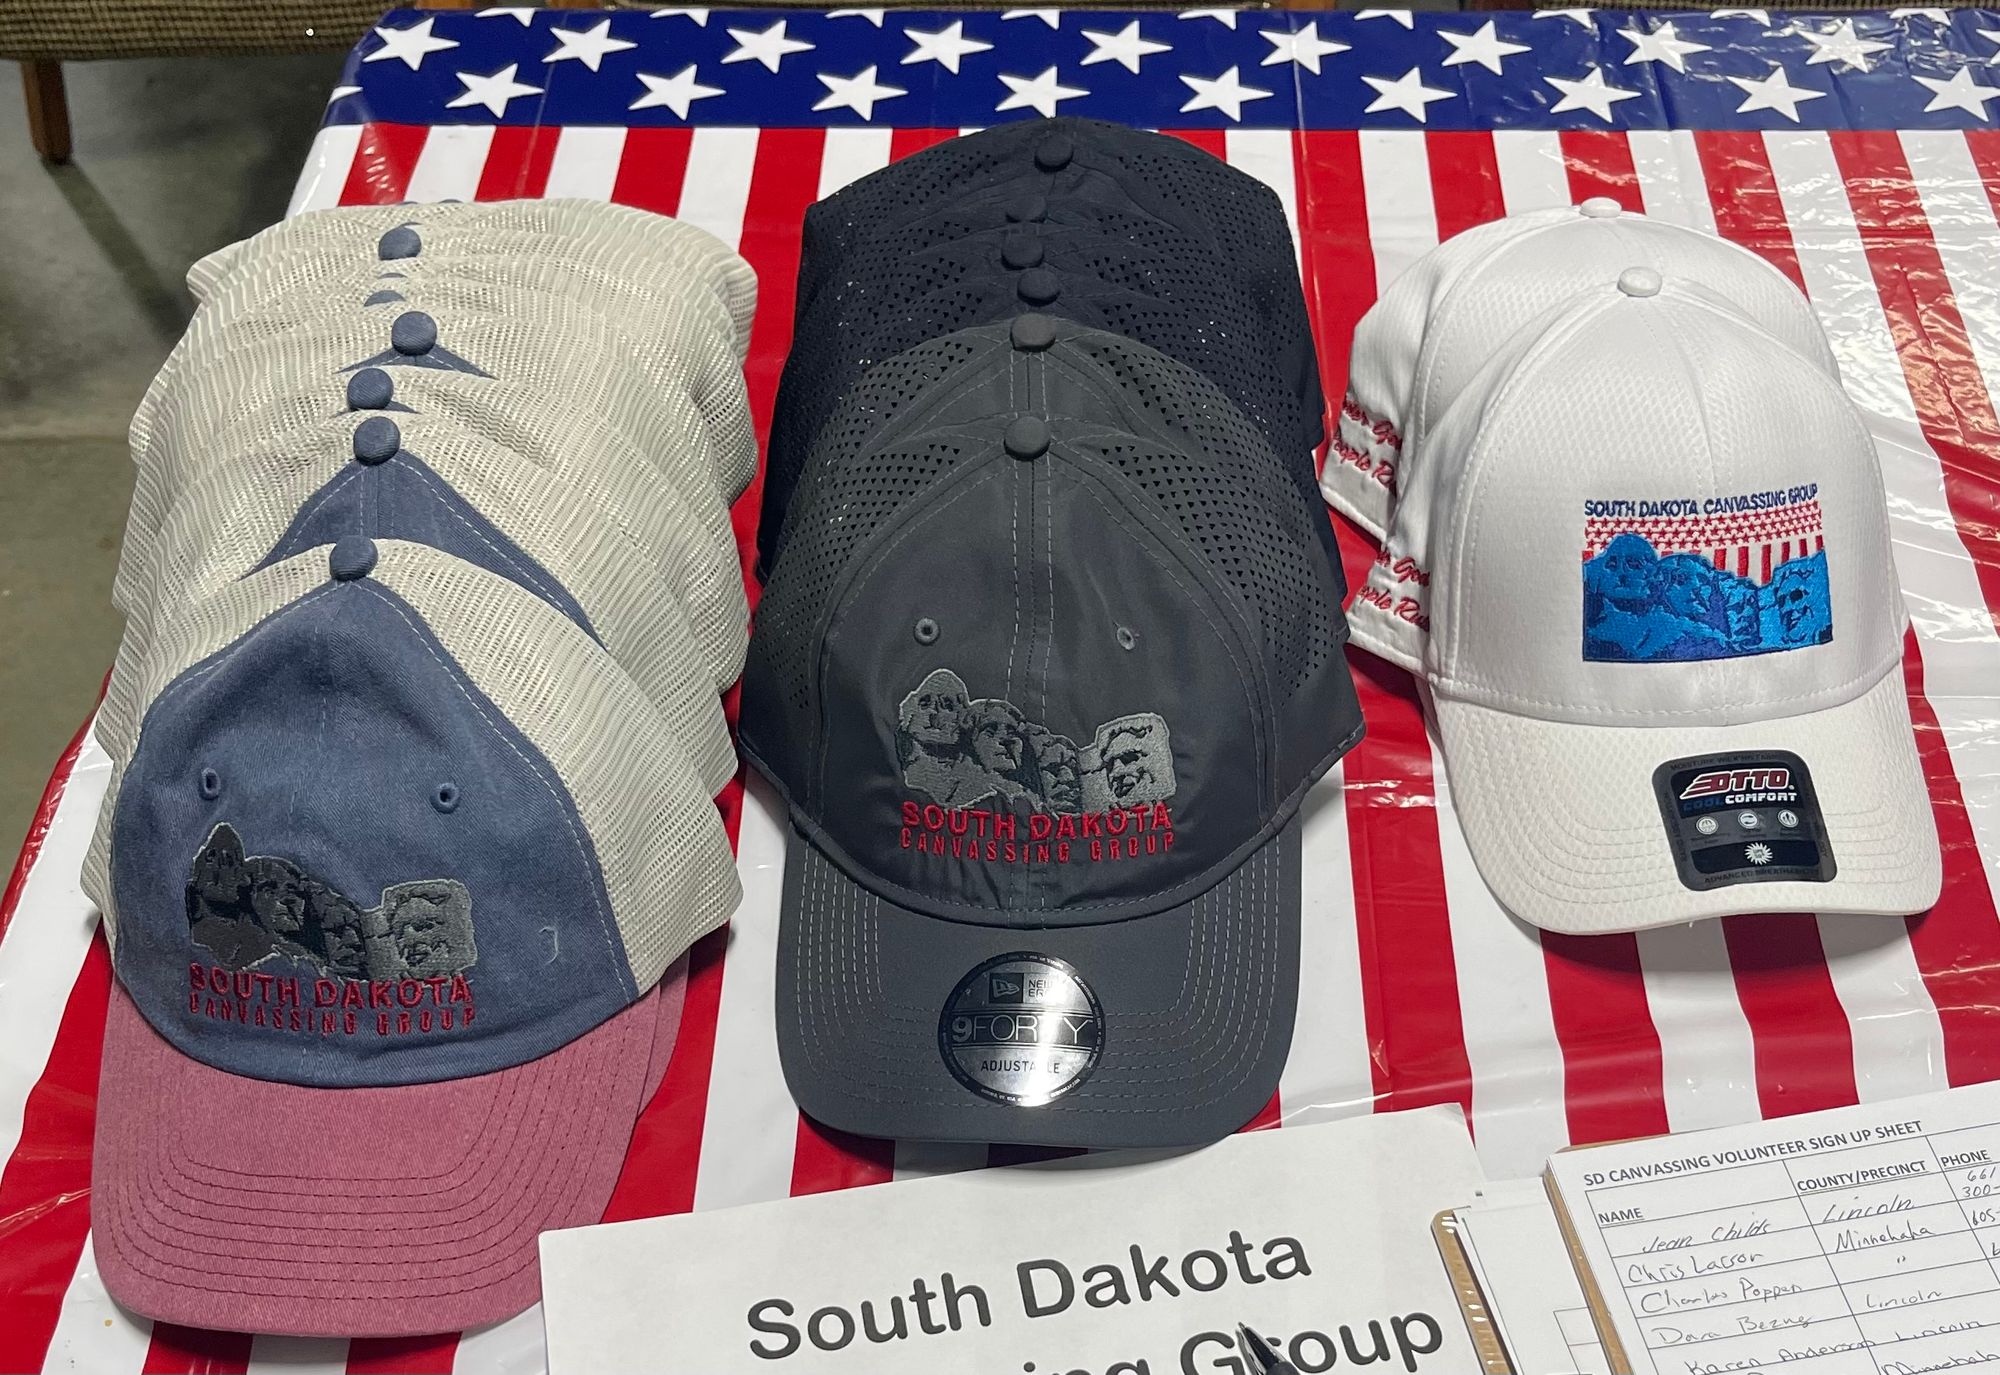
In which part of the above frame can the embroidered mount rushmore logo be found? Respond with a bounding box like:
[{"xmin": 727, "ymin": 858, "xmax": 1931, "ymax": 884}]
[
  {"xmin": 1582, "ymin": 490, "xmax": 1833, "ymax": 664},
  {"xmin": 185, "ymin": 822, "xmax": 476, "ymax": 981},
  {"xmin": 896, "ymin": 668, "xmax": 1176, "ymax": 814}
]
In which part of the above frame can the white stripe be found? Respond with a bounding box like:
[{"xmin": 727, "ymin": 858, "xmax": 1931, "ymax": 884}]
[
  {"xmin": 404, "ymin": 124, "xmax": 495, "ymax": 202},
  {"xmin": 542, "ymin": 126, "xmax": 629, "ymax": 201},
  {"xmin": 693, "ymin": 776, "xmax": 799, "ymax": 1211},
  {"xmin": 817, "ymin": 127, "xmax": 895, "ymax": 198},
  {"xmin": 1633, "ymin": 923, "xmax": 1763, "ymax": 1132},
  {"xmin": 1765, "ymin": 130, "xmax": 2000, "ymax": 907},
  {"xmin": 40, "ymin": 1234, "xmax": 153, "ymax": 1375},
  {"xmin": 1491, "ymin": 129, "xmax": 1571, "ymax": 214},
  {"xmin": 674, "ymin": 128, "xmax": 759, "ymax": 252},
  {"xmin": 245, "ymin": 1336, "xmax": 350, "ymax": 1374},
  {"xmin": 1356, "ymin": 131, "xmax": 1435, "ymax": 288},
  {"xmin": 1226, "ymin": 128, "xmax": 1302, "ymax": 269},
  {"xmin": 287, "ymin": 123, "xmax": 365, "ymax": 216},
  {"xmin": 450, "ymin": 1303, "xmax": 546, "ymax": 1375},
  {"xmin": 0, "ymin": 732, "xmax": 109, "ymax": 1178},
  {"xmin": 1278, "ymin": 771, "xmax": 1376, "ymax": 1126},
  {"xmin": 1627, "ymin": 129, "xmax": 1717, "ymax": 232},
  {"xmin": 1816, "ymin": 912, "xmax": 1949, "ymax": 1102}
]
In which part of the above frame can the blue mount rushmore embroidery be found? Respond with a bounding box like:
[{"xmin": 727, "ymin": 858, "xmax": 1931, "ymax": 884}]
[
  {"xmin": 895, "ymin": 668, "xmax": 1176, "ymax": 814},
  {"xmin": 1581, "ymin": 492, "xmax": 1833, "ymax": 664}
]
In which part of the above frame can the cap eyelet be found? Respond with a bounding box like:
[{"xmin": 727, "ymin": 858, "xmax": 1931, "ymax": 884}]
[
  {"xmin": 432, "ymin": 782, "xmax": 460, "ymax": 814},
  {"xmin": 914, "ymin": 617, "xmax": 940, "ymax": 645},
  {"xmin": 199, "ymin": 768, "xmax": 222, "ymax": 800},
  {"xmin": 1116, "ymin": 626, "xmax": 1137, "ymax": 651}
]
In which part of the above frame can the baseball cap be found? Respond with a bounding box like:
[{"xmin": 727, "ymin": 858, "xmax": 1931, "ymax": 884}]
[
  {"xmin": 82, "ymin": 537, "xmax": 738, "ymax": 1334},
  {"xmin": 188, "ymin": 198, "xmax": 756, "ymax": 355},
  {"xmin": 741, "ymin": 316, "xmax": 1361, "ymax": 1148},
  {"xmin": 134, "ymin": 295, "xmax": 754, "ymax": 511},
  {"xmin": 1408, "ymin": 269, "xmax": 1938, "ymax": 932},
  {"xmin": 116, "ymin": 374, "xmax": 746, "ymax": 693},
  {"xmin": 764, "ymin": 215, "xmax": 1330, "ymax": 581},
  {"xmin": 1330, "ymin": 200, "xmax": 1839, "ymax": 541},
  {"xmin": 101, "ymin": 411, "xmax": 738, "ymax": 797}
]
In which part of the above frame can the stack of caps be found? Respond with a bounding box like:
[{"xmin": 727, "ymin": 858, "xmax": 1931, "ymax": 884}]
[
  {"xmin": 1329, "ymin": 200, "xmax": 1941, "ymax": 934},
  {"xmin": 82, "ymin": 199, "xmax": 756, "ymax": 1336},
  {"xmin": 744, "ymin": 120, "xmax": 1363, "ymax": 1150}
]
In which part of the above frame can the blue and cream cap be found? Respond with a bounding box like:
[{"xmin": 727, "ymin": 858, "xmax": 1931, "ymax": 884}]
[{"xmin": 82, "ymin": 536, "xmax": 738, "ymax": 1086}]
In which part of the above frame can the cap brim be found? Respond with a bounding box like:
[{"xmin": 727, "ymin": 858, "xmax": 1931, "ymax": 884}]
[
  {"xmin": 1433, "ymin": 668, "xmax": 1941, "ymax": 934},
  {"xmin": 92, "ymin": 962, "xmax": 688, "ymax": 1338},
  {"xmin": 775, "ymin": 822, "xmax": 1299, "ymax": 1150}
]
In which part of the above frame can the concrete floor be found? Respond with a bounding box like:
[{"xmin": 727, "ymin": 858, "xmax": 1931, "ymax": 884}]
[{"xmin": 0, "ymin": 51, "xmax": 344, "ymax": 855}]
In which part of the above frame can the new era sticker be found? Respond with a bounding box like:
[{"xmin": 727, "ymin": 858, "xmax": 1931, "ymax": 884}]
[{"xmin": 1652, "ymin": 750, "xmax": 1836, "ymax": 892}]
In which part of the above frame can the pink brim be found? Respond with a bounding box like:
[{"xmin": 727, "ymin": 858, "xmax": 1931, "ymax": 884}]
[{"xmin": 92, "ymin": 960, "xmax": 687, "ymax": 1338}]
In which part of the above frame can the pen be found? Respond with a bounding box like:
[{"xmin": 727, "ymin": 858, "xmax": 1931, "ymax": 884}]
[{"xmin": 1237, "ymin": 1323, "xmax": 1301, "ymax": 1375}]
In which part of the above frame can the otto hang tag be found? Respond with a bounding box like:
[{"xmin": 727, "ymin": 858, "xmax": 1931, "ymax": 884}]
[{"xmin": 1652, "ymin": 750, "xmax": 1836, "ymax": 892}]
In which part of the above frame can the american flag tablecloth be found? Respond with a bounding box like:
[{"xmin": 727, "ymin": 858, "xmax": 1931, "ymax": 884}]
[{"xmin": 6, "ymin": 6, "xmax": 2000, "ymax": 1371}]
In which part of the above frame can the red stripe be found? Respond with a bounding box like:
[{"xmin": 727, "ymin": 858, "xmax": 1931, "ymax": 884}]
[
  {"xmin": 1161, "ymin": 128, "xmax": 1227, "ymax": 158},
  {"xmin": 337, "ymin": 122, "xmax": 429, "ymax": 206},
  {"xmin": 609, "ymin": 127, "xmax": 694, "ymax": 215},
  {"xmin": 1899, "ymin": 627, "xmax": 2000, "ymax": 1086},
  {"xmin": 1425, "ymin": 130, "xmax": 1505, "ymax": 241},
  {"xmin": 1830, "ymin": 132, "xmax": 2000, "ymax": 624},
  {"xmin": 1760, "ymin": 544, "xmax": 1772, "ymax": 584},
  {"xmin": 789, "ymin": 1119, "xmax": 896, "ymax": 1195},
  {"xmin": 1694, "ymin": 131, "xmax": 1809, "ymax": 295},
  {"xmin": 0, "ymin": 939, "xmax": 111, "ymax": 1374},
  {"xmin": 475, "ymin": 124, "xmax": 561, "ymax": 201},
  {"xmin": 1539, "ymin": 933, "xmax": 1669, "ymax": 1145},
  {"xmin": 346, "ymin": 1334, "xmax": 459, "ymax": 1375},
  {"xmin": 1737, "ymin": 547, "xmax": 1750, "ymax": 579},
  {"xmin": 889, "ymin": 127, "xmax": 958, "ymax": 161},
  {"xmin": 141, "ymin": 1325, "xmax": 251, "ymax": 1375},
  {"xmin": 1559, "ymin": 130, "xmax": 1641, "ymax": 210},
  {"xmin": 1295, "ymin": 129, "xmax": 1376, "ymax": 531},
  {"xmin": 1720, "ymin": 916, "xmax": 1859, "ymax": 1118}
]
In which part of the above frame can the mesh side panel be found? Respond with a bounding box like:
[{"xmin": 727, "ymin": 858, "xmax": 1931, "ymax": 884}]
[
  {"xmin": 186, "ymin": 200, "xmax": 757, "ymax": 353},
  {"xmin": 137, "ymin": 289, "xmax": 754, "ymax": 508},
  {"xmin": 1071, "ymin": 434, "xmax": 1336, "ymax": 701},
  {"xmin": 124, "ymin": 381, "xmax": 743, "ymax": 689},
  {"xmin": 107, "ymin": 434, "xmax": 738, "ymax": 797},
  {"xmin": 136, "ymin": 308, "xmax": 747, "ymax": 521},
  {"xmin": 756, "ymin": 437, "xmax": 981, "ymax": 712}
]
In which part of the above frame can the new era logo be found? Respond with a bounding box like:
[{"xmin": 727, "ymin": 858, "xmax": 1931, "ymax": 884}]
[{"xmin": 988, "ymin": 973, "xmax": 1025, "ymax": 1004}]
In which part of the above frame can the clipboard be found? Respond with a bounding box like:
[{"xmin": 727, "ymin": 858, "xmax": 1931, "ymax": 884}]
[
  {"xmin": 1538, "ymin": 1170, "xmax": 1636, "ymax": 1375},
  {"xmin": 1430, "ymin": 1208, "xmax": 1515, "ymax": 1375}
]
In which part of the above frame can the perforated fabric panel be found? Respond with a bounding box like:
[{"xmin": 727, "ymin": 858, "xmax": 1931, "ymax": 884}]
[
  {"xmin": 84, "ymin": 541, "xmax": 738, "ymax": 994},
  {"xmin": 133, "ymin": 291, "xmax": 754, "ymax": 508},
  {"xmin": 101, "ymin": 424, "xmax": 737, "ymax": 798},
  {"xmin": 765, "ymin": 219, "xmax": 1321, "ymax": 574},
  {"xmin": 119, "ymin": 379, "xmax": 745, "ymax": 691},
  {"xmin": 186, "ymin": 200, "xmax": 757, "ymax": 356}
]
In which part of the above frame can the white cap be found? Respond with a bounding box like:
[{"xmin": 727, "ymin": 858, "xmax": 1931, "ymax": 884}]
[
  {"xmin": 1404, "ymin": 275, "xmax": 1938, "ymax": 933},
  {"xmin": 1327, "ymin": 202, "xmax": 1840, "ymax": 542}
]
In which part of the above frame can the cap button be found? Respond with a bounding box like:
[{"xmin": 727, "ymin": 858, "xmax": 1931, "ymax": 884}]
[
  {"xmin": 329, "ymin": 536, "xmax": 378, "ymax": 582},
  {"xmin": 1001, "ymin": 233, "xmax": 1045, "ymax": 270},
  {"xmin": 345, "ymin": 366, "xmax": 394, "ymax": 410},
  {"xmin": 1010, "ymin": 313, "xmax": 1058, "ymax": 352},
  {"xmin": 1618, "ymin": 266, "xmax": 1664, "ymax": 298},
  {"xmin": 391, "ymin": 310, "xmax": 438, "ymax": 356},
  {"xmin": 378, "ymin": 226, "xmax": 422, "ymax": 259},
  {"xmin": 1018, "ymin": 267, "xmax": 1060, "ymax": 306},
  {"xmin": 352, "ymin": 416, "xmax": 401, "ymax": 464},
  {"xmin": 1005, "ymin": 193, "xmax": 1048, "ymax": 224},
  {"xmin": 1034, "ymin": 133, "xmax": 1074, "ymax": 172},
  {"xmin": 1580, "ymin": 196, "xmax": 1623, "ymax": 219},
  {"xmin": 1004, "ymin": 416, "xmax": 1051, "ymax": 461}
]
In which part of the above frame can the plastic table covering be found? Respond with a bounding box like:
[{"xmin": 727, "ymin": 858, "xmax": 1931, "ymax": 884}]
[{"xmin": 6, "ymin": 6, "xmax": 2000, "ymax": 1371}]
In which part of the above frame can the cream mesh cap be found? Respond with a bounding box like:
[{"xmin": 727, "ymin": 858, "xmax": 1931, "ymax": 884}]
[
  {"xmin": 100, "ymin": 413, "xmax": 737, "ymax": 797},
  {"xmin": 187, "ymin": 200, "xmax": 756, "ymax": 356},
  {"xmin": 1329, "ymin": 200, "xmax": 1839, "ymax": 541},
  {"xmin": 83, "ymin": 536, "xmax": 739, "ymax": 1003},
  {"xmin": 133, "ymin": 293, "xmax": 755, "ymax": 509},
  {"xmin": 116, "ymin": 373, "xmax": 745, "ymax": 692},
  {"xmin": 1406, "ymin": 269, "xmax": 1936, "ymax": 933}
]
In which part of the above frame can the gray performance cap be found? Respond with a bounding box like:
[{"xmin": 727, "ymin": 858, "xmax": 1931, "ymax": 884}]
[{"xmin": 739, "ymin": 318, "xmax": 1363, "ymax": 1149}]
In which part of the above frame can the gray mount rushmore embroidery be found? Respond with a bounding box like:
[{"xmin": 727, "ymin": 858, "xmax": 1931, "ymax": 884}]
[
  {"xmin": 185, "ymin": 822, "xmax": 477, "ymax": 981},
  {"xmin": 895, "ymin": 668, "xmax": 1176, "ymax": 814}
]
